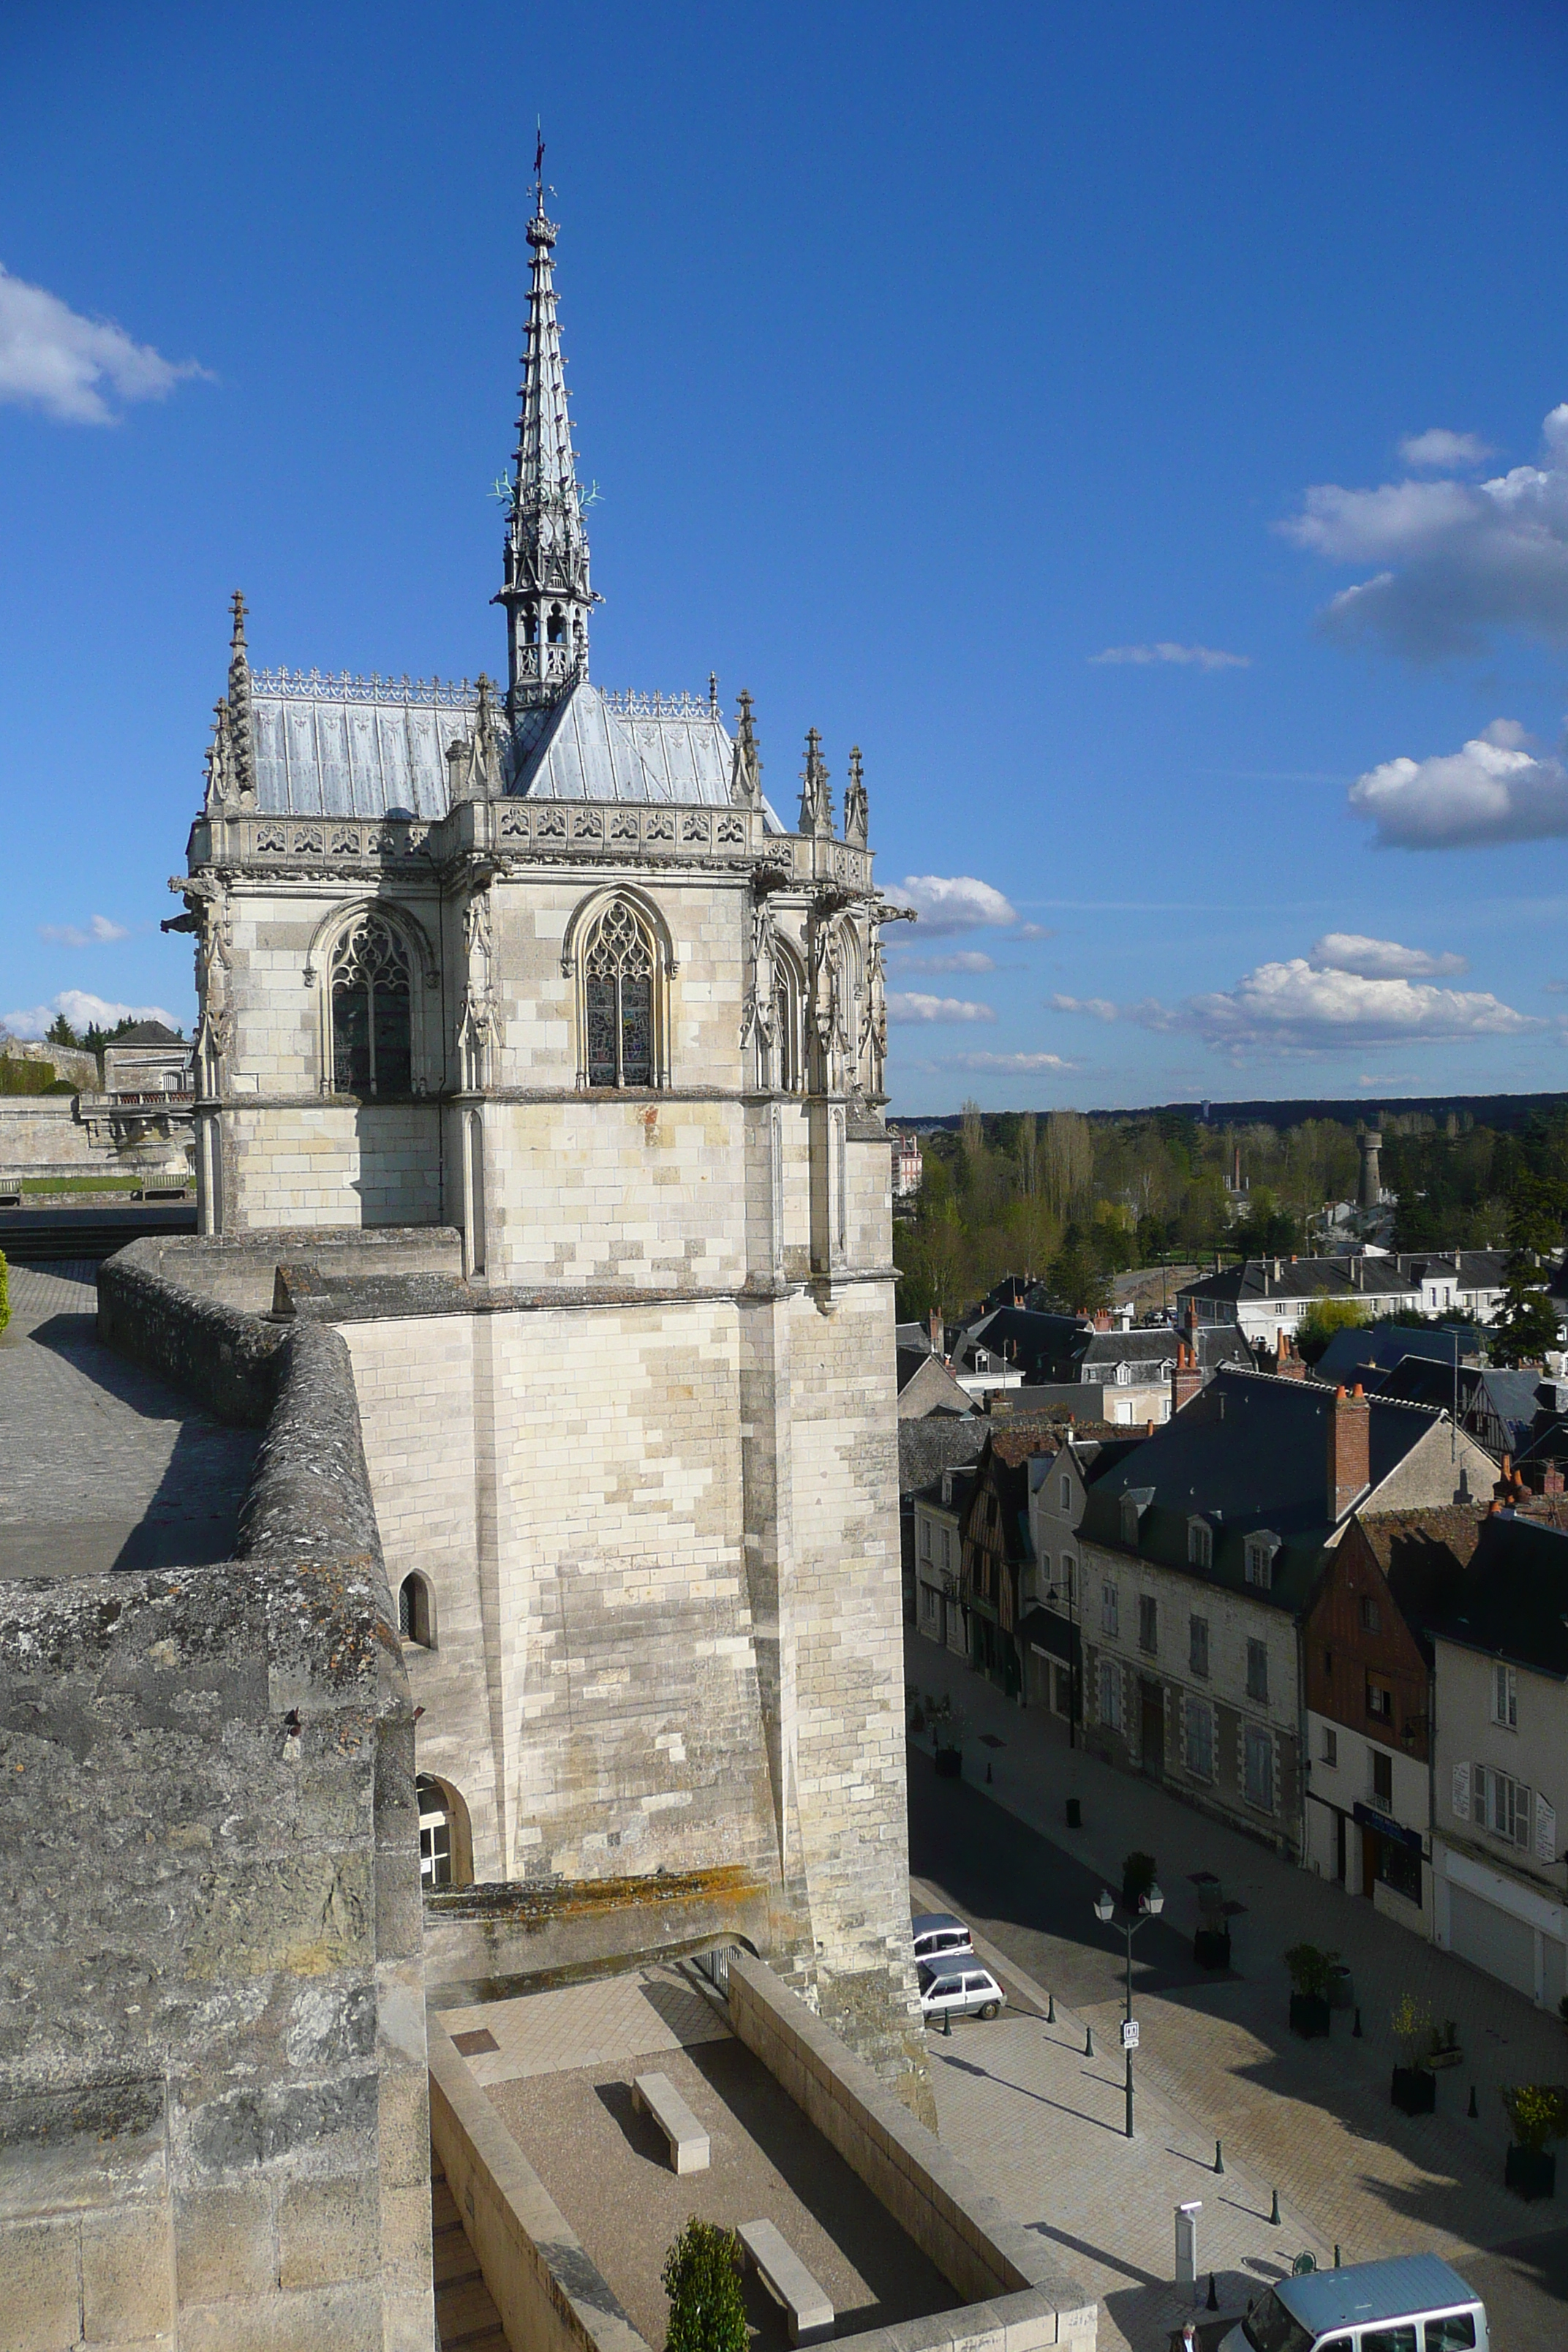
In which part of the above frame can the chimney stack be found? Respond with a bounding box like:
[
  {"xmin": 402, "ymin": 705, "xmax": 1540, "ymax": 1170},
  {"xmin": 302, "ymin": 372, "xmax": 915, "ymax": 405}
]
[
  {"xmin": 1275, "ymin": 1330, "xmax": 1307, "ymax": 1381},
  {"xmin": 1172, "ymin": 1342, "xmax": 1204, "ymax": 1416},
  {"xmin": 929, "ymin": 1308, "xmax": 944, "ymax": 1359},
  {"xmin": 1328, "ymin": 1383, "xmax": 1371, "ymax": 1521}
]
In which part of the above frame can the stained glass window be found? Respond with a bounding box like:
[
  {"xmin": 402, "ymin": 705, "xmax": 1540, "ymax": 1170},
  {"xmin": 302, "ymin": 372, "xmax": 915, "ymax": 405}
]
[
  {"xmin": 331, "ymin": 917, "xmax": 412, "ymax": 1096},
  {"xmin": 582, "ymin": 898, "xmax": 657, "ymax": 1088}
]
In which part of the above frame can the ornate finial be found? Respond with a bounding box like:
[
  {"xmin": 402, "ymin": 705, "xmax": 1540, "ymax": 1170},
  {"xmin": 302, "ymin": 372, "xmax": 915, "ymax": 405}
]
[
  {"xmin": 226, "ymin": 592, "xmax": 255, "ymax": 802},
  {"xmin": 843, "ymin": 745, "xmax": 868, "ymax": 847},
  {"xmin": 731, "ymin": 688, "xmax": 763, "ymax": 808},
  {"xmin": 798, "ymin": 726, "xmax": 833, "ymax": 838},
  {"xmin": 709, "ymin": 671, "xmax": 719, "ymax": 717}
]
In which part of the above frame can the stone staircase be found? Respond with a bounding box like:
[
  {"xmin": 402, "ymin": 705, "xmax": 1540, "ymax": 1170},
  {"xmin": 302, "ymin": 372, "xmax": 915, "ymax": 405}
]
[{"xmin": 432, "ymin": 2150, "xmax": 508, "ymax": 2351}]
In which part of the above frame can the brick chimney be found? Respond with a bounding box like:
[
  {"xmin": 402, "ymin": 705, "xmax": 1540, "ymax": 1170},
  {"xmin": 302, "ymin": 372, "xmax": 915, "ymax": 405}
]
[
  {"xmin": 1275, "ymin": 1330, "xmax": 1307, "ymax": 1381},
  {"xmin": 1328, "ymin": 1384, "xmax": 1371, "ymax": 1521},
  {"xmin": 1093, "ymin": 1308, "xmax": 1112, "ymax": 1331},
  {"xmin": 929, "ymin": 1309, "xmax": 944, "ymax": 1358},
  {"xmin": 1172, "ymin": 1342, "xmax": 1203, "ymax": 1416}
]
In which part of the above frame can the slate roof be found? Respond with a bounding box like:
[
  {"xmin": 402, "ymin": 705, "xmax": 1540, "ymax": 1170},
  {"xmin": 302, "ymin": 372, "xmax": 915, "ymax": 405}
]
[
  {"xmin": 249, "ymin": 672, "xmax": 785, "ymax": 827},
  {"xmin": 1179, "ymin": 1252, "xmax": 1510, "ymax": 1311},
  {"xmin": 1314, "ymin": 1323, "xmax": 1482, "ymax": 1386},
  {"xmin": 1376, "ymin": 1358, "xmax": 1539, "ymax": 1453},
  {"xmin": 898, "ymin": 1416, "xmax": 990, "ymax": 1499},
  {"xmin": 1426, "ymin": 1510, "xmax": 1568, "ymax": 1679},
  {"xmin": 1077, "ymin": 1367, "xmax": 1455, "ymax": 1616},
  {"xmin": 957, "ymin": 1306, "xmax": 1247, "ymax": 1384},
  {"xmin": 113, "ymin": 1021, "xmax": 184, "ymax": 1046}
]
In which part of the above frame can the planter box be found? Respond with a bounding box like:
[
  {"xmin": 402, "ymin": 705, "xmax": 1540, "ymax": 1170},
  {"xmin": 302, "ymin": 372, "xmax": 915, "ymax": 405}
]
[
  {"xmin": 1194, "ymin": 1929, "xmax": 1232, "ymax": 1971},
  {"xmin": 1391, "ymin": 2066, "xmax": 1436, "ymax": 2115},
  {"xmin": 1506, "ymin": 2145, "xmax": 1556, "ymax": 2201},
  {"xmin": 934, "ymin": 1746, "xmax": 962, "ymax": 1780},
  {"xmin": 1427, "ymin": 2046, "xmax": 1463, "ymax": 2070},
  {"xmin": 1289, "ymin": 1993, "xmax": 1331, "ymax": 2040}
]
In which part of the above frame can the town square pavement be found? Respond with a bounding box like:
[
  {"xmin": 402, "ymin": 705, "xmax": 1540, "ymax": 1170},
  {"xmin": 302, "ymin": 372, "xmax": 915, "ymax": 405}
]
[{"xmin": 905, "ymin": 1630, "xmax": 1568, "ymax": 2351}]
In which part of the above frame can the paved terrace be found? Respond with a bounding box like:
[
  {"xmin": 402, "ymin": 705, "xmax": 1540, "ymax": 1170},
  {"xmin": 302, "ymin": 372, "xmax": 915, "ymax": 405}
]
[
  {"xmin": 445, "ymin": 1964, "xmax": 957, "ymax": 2350},
  {"xmin": 0, "ymin": 1260, "xmax": 257, "ymax": 1578},
  {"xmin": 908, "ymin": 1629, "xmax": 1568, "ymax": 2351}
]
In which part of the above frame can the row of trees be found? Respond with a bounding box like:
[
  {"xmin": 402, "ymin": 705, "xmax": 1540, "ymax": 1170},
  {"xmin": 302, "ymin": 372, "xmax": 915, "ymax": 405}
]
[{"xmin": 894, "ymin": 1106, "xmax": 1568, "ymax": 1360}]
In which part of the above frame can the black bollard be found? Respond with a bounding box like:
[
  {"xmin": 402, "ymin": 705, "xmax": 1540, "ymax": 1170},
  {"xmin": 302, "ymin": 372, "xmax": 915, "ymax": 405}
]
[
  {"xmin": 942, "ymin": 2002, "xmax": 952, "ymax": 2038},
  {"xmin": 1207, "ymin": 2272, "xmax": 1218, "ymax": 2312},
  {"xmin": 1270, "ymin": 2190, "xmax": 1281, "ymax": 2227},
  {"xmin": 1215, "ymin": 2138, "xmax": 1224, "ymax": 2175},
  {"xmin": 1085, "ymin": 2024, "xmax": 1094, "ymax": 2057},
  {"xmin": 1352, "ymin": 2006, "xmax": 1363, "ymax": 2038},
  {"xmin": 1047, "ymin": 1991, "xmax": 1056, "ymax": 2024},
  {"xmin": 1468, "ymin": 2084, "xmax": 1478, "ymax": 2117},
  {"xmin": 1333, "ymin": 2246, "xmax": 1341, "ymax": 2270},
  {"xmin": 1066, "ymin": 1796, "xmax": 1082, "ymax": 1828}
]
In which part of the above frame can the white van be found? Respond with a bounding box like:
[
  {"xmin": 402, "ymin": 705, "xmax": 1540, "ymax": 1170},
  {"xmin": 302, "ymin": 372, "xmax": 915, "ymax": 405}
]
[{"xmin": 1221, "ymin": 2254, "xmax": 1485, "ymax": 2352}]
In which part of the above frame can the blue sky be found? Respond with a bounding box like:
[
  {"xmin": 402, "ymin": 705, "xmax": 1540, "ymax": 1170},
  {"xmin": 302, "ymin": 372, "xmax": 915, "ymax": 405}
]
[{"xmin": 7, "ymin": 1, "xmax": 1568, "ymax": 1112}]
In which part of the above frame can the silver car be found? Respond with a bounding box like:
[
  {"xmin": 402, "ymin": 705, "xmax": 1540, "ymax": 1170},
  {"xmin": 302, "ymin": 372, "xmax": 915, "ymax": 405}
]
[{"xmin": 911, "ymin": 1909, "xmax": 975, "ymax": 1965}]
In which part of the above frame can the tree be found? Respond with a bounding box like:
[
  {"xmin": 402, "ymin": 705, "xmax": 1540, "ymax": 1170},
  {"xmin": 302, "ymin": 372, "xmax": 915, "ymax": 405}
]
[
  {"xmin": 1294, "ymin": 1298, "xmax": 1367, "ymax": 1368},
  {"xmin": 661, "ymin": 2218, "xmax": 747, "ymax": 2352},
  {"xmin": 1047, "ymin": 1235, "xmax": 1112, "ymax": 1317},
  {"xmin": 1490, "ymin": 1174, "xmax": 1568, "ymax": 1366},
  {"xmin": 46, "ymin": 1012, "xmax": 82, "ymax": 1049},
  {"xmin": 1490, "ymin": 1281, "xmax": 1561, "ymax": 1368}
]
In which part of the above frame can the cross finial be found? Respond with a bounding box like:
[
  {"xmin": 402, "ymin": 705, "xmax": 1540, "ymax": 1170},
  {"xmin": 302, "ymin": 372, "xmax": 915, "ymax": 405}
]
[
  {"xmin": 229, "ymin": 589, "xmax": 247, "ymax": 655},
  {"xmin": 844, "ymin": 743, "xmax": 869, "ymax": 847},
  {"xmin": 799, "ymin": 726, "xmax": 833, "ymax": 837},
  {"xmin": 709, "ymin": 670, "xmax": 719, "ymax": 716},
  {"xmin": 731, "ymin": 687, "xmax": 762, "ymax": 807}
]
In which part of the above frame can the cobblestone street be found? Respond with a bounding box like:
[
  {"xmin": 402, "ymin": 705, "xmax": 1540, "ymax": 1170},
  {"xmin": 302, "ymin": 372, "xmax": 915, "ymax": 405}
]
[{"xmin": 907, "ymin": 1630, "xmax": 1568, "ymax": 2350}]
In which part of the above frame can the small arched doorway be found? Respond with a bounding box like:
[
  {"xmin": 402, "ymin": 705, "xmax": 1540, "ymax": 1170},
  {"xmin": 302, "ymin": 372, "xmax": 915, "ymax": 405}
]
[{"xmin": 416, "ymin": 1774, "xmax": 473, "ymax": 1890}]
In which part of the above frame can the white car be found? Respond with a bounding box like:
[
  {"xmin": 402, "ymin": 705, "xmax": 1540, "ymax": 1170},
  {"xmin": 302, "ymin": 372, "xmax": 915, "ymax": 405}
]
[
  {"xmin": 918, "ymin": 1960, "xmax": 1006, "ymax": 2022},
  {"xmin": 911, "ymin": 1909, "xmax": 974, "ymax": 1966}
]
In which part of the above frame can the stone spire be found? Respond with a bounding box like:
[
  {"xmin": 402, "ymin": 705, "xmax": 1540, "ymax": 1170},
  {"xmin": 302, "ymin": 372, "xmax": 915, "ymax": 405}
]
[
  {"xmin": 798, "ymin": 728, "xmax": 833, "ymax": 837},
  {"xmin": 731, "ymin": 689, "xmax": 763, "ymax": 808},
  {"xmin": 226, "ymin": 591, "xmax": 255, "ymax": 802},
  {"xmin": 497, "ymin": 152, "xmax": 595, "ymax": 715},
  {"xmin": 843, "ymin": 745, "xmax": 868, "ymax": 846}
]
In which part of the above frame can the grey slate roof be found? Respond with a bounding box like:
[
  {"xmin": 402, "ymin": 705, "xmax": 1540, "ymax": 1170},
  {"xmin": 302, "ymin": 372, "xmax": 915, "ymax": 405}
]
[
  {"xmin": 898, "ymin": 1416, "xmax": 990, "ymax": 1499},
  {"xmin": 1077, "ymin": 1367, "xmax": 1455, "ymax": 1616},
  {"xmin": 250, "ymin": 671, "xmax": 786, "ymax": 828},
  {"xmin": 1314, "ymin": 1323, "xmax": 1482, "ymax": 1385},
  {"xmin": 957, "ymin": 1306, "xmax": 1248, "ymax": 1384},
  {"xmin": 1428, "ymin": 1510, "xmax": 1568, "ymax": 1677}
]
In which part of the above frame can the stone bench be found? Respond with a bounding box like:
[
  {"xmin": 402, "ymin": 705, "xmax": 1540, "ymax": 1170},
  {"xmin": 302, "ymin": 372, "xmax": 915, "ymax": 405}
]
[
  {"xmin": 630, "ymin": 2071, "xmax": 709, "ymax": 2174},
  {"xmin": 739, "ymin": 2218, "xmax": 834, "ymax": 2345}
]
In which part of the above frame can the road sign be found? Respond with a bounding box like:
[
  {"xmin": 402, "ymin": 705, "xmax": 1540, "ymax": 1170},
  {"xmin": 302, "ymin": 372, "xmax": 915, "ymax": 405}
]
[{"xmin": 1121, "ymin": 2019, "xmax": 1139, "ymax": 2050}]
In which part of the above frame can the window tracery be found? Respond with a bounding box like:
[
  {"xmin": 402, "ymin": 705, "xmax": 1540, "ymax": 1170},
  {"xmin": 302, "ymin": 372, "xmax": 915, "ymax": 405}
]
[
  {"xmin": 583, "ymin": 897, "xmax": 657, "ymax": 1088},
  {"xmin": 331, "ymin": 915, "xmax": 412, "ymax": 1096}
]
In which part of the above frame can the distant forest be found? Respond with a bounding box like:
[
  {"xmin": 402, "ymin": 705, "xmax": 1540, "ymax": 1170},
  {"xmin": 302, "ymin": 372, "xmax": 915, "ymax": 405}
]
[{"xmin": 894, "ymin": 1104, "xmax": 1568, "ymax": 1345}]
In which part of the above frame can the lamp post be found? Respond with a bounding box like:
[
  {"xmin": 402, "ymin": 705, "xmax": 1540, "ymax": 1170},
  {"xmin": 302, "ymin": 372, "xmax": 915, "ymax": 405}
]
[{"xmin": 1094, "ymin": 1880, "xmax": 1164, "ymax": 2139}]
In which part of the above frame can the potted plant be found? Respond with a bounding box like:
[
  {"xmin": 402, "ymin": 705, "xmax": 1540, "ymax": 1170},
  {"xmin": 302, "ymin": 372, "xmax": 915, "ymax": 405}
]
[
  {"xmin": 1502, "ymin": 2085, "xmax": 1567, "ymax": 2200},
  {"xmin": 928, "ymin": 1695, "xmax": 965, "ymax": 1778},
  {"xmin": 1122, "ymin": 1850, "xmax": 1158, "ymax": 1915},
  {"xmin": 1284, "ymin": 1944, "xmax": 1337, "ymax": 2039},
  {"xmin": 1427, "ymin": 2019, "xmax": 1463, "ymax": 2071},
  {"xmin": 1390, "ymin": 1993, "xmax": 1437, "ymax": 2114},
  {"xmin": 1194, "ymin": 1879, "xmax": 1230, "ymax": 1970}
]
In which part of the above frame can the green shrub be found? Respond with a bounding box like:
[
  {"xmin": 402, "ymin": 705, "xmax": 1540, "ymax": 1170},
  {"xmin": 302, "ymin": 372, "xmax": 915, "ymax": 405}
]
[
  {"xmin": 1501, "ymin": 2084, "xmax": 1568, "ymax": 2152},
  {"xmin": 1284, "ymin": 1943, "xmax": 1340, "ymax": 2000},
  {"xmin": 0, "ymin": 1055, "xmax": 55, "ymax": 1096},
  {"xmin": 661, "ymin": 2217, "xmax": 747, "ymax": 2352}
]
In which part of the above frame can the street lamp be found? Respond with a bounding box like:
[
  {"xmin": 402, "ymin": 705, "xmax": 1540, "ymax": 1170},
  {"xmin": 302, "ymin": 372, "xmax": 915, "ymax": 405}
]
[{"xmin": 1093, "ymin": 1881, "xmax": 1164, "ymax": 2139}]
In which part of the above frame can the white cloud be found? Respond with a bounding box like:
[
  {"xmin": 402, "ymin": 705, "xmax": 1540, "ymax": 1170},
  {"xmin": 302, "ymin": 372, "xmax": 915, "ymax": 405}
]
[
  {"xmin": 1309, "ymin": 931, "xmax": 1469, "ymax": 979},
  {"xmin": 1357, "ymin": 1071, "xmax": 1418, "ymax": 1088},
  {"xmin": 1400, "ymin": 429, "xmax": 1495, "ymax": 470},
  {"xmin": 2, "ymin": 988, "xmax": 178, "ymax": 1041},
  {"xmin": 1089, "ymin": 641, "xmax": 1250, "ymax": 671},
  {"xmin": 1014, "ymin": 921, "xmax": 1053, "ymax": 940},
  {"xmin": 892, "ymin": 875, "xmax": 1018, "ymax": 933},
  {"xmin": 1049, "ymin": 957, "xmax": 1537, "ymax": 1058},
  {"xmin": 1284, "ymin": 406, "xmax": 1568, "ymax": 657},
  {"xmin": 938, "ymin": 1051, "xmax": 1076, "ymax": 1072},
  {"xmin": 894, "ymin": 949, "xmax": 998, "ymax": 975},
  {"xmin": 0, "ymin": 263, "xmax": 208, "ymax": 425},
  {"xmin": 1049, "ymin": 994, "xmax": 1120, "ymax": 1022},
  {"xmin": 37, "ymin": 914, "xmax": 131, "ymax": 947},
  {"xmin": 886, "ymin": 992, "xmax": 996, "ymax": 1025},
  {"xmin": 1347, "ymin": 720, "xmax": 1568, "ymax": 848}
]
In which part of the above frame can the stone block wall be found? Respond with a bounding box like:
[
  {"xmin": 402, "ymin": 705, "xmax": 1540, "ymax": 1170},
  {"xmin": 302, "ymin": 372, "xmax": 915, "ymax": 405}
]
[
  {"xmin": 2, "ymin": 1253, "xmax": 431, "ymax": 2351},
  {"xmin": 220, "ymin": 1101, "xmax": 443, "ymax": 1233}
]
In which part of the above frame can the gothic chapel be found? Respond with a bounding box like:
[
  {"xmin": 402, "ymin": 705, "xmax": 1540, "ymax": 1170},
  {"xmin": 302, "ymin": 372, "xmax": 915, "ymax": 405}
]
[{"xmin": 170, "ymin": 173, "xmax": 926, "ymax": 2094}]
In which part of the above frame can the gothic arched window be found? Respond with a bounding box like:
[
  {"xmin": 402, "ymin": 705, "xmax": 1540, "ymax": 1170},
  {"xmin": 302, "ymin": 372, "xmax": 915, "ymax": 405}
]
[
  {"xmin": 771, "ymin": 945, "xmax": 805, "ymax": 1093},
  {"xmin": 331, "ymin": 916, "xmax": 412, "ymax": 1096},
  {"xmin": 584, "ymin": 897, "xmax": 657, "ymax": 1088}
]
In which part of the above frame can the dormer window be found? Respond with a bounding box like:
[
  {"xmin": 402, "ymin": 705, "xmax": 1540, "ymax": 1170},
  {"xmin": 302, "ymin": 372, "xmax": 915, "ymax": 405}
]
[
  {"xmin": 1244, "ymin": 1531, "xmax": 1280, "ymax": 1590},
  {"xmin": 1119, "ymin": 1488, "xmax": 1153, "ymax": 1548},
  {"xmin": 1188, "ymin": 1518, "xmax": 1212, "ymax": 1570}
]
